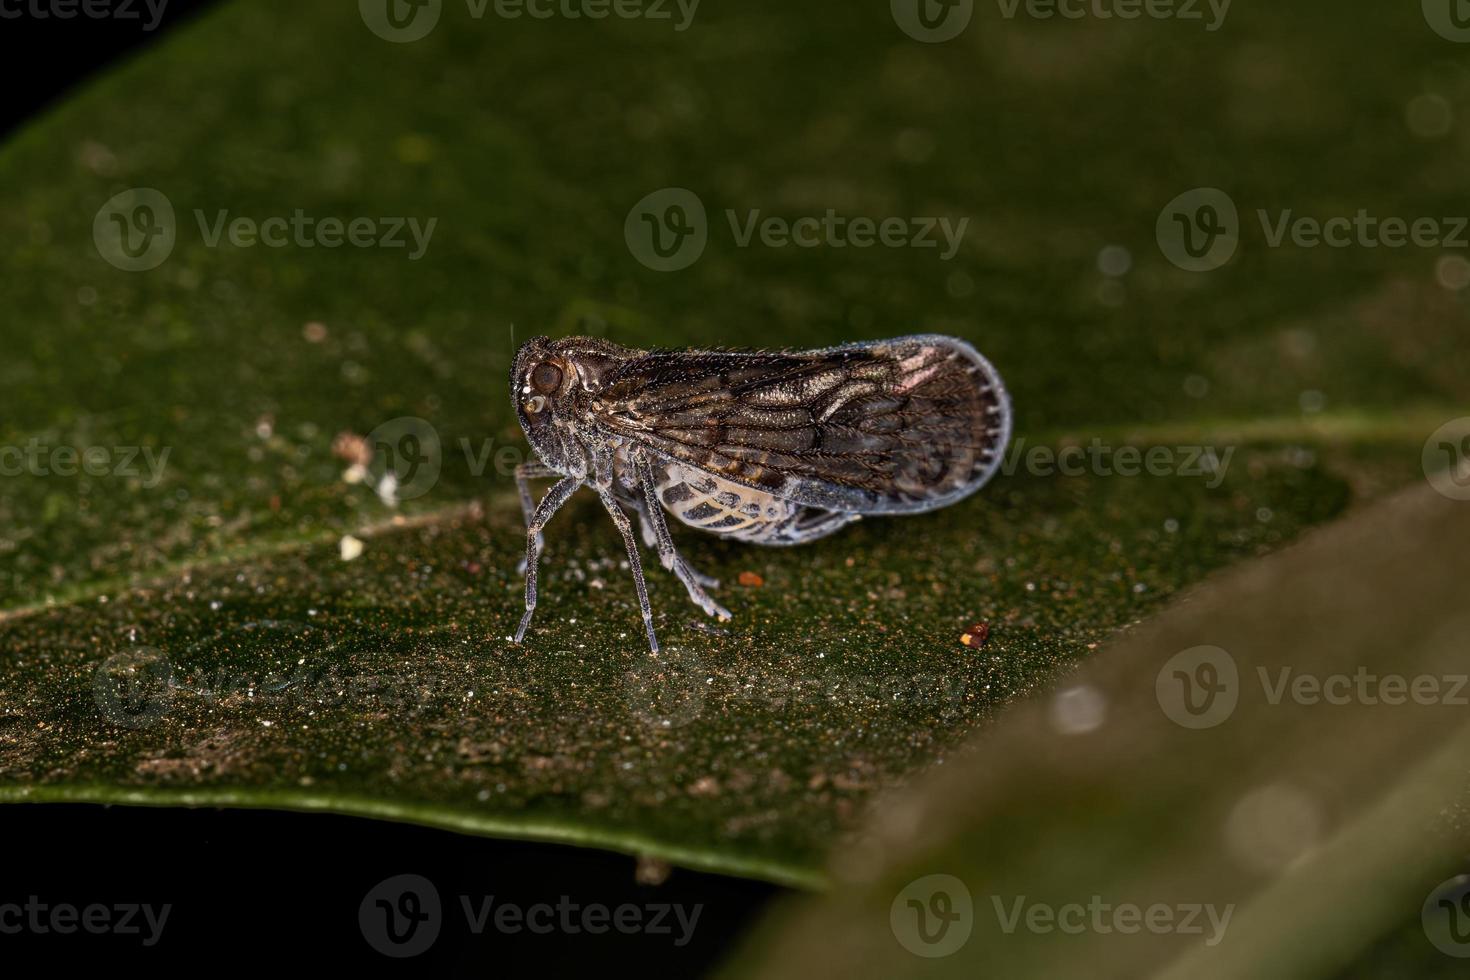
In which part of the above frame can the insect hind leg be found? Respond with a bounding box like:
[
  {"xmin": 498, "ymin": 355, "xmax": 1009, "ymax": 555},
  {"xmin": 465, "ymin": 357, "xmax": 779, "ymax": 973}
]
[
  {"xmin": 595, "ymin": 486, "xmax": 661, "ymax": 653},
  {"xmin": 757, "ymin": 507, "xmax": 862, "ymax": 547},
  {"xmin": 631, "ymin": 494, "xmax": 720, "ymax": 589},
  {"xmin": 636, "ymin": 455, "xmax": 732, "ymax": 621}
]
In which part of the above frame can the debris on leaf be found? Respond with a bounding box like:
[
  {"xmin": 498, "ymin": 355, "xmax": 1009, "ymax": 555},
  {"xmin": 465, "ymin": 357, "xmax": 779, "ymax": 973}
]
[
  {"xmin": 688, "ymin": 776, "xmax": 721, "ymax": 797},
  {"xmin": 332, "ymin": 430, "xmax": 372, "ymax": 466},
  {"xmin": 376, "ymin": 472, "xmax": 400, "ymax": 507},
  {"xmin": 960, "ymin": 622, "xmax": 990, "ymax": 649},
  {"xmin": 635, "ymin": 855, "xmax": 671, "ymax": 886},
  {"xmin": 334, "ymin": 430, "xmax": 373, "ymax": 484}
]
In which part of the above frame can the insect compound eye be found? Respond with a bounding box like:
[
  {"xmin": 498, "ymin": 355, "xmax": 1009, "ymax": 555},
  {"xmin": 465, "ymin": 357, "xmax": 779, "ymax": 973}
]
[
  {"xmin": 530, "ymin": 361, "xmax": 563, "ymax": 394},
  {"xmin": 524, "ymin": 395, "xmax": 548, "ymax": 415}
]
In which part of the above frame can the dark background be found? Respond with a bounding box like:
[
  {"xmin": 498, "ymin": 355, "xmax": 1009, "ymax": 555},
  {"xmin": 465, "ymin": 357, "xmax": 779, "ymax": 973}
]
[
  {"xmin": 2, "ymin": 803, "xmax": 782, "ymax": 971},
  {"xmin": 0, "ymin": 0, "xmax": 217, "ymax": 138}
]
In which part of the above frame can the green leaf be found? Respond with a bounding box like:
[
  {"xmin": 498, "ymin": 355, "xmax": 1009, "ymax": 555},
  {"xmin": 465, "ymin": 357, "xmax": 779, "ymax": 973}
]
[{"xmin": 0, "ymin": 0, "xmax": 1464, "ymax": 889}]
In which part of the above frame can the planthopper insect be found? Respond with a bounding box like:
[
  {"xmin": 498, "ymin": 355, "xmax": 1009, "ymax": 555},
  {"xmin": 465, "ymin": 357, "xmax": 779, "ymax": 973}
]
[{"xmin": 509, "ymin": 334, "xmax": 1012, "ymax": 653}]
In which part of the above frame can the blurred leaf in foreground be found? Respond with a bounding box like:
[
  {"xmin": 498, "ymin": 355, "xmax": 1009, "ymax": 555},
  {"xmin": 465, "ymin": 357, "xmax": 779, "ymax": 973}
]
[{"xmin": 724, "ymin": 481, "xmax": 1470, "ymax": 976}]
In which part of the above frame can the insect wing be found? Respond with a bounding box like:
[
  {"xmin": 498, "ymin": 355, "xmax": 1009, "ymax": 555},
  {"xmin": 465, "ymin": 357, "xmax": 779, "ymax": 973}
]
[{"xmin": 591, "ymin": 335, "xmax": 1010, "ymax": 514}]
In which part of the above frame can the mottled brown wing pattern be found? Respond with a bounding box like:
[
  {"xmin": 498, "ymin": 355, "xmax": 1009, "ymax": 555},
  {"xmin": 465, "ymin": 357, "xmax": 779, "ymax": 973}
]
[{"xmin": 591, "ymin": 335, "xmax": 1010, "ymax": 514}]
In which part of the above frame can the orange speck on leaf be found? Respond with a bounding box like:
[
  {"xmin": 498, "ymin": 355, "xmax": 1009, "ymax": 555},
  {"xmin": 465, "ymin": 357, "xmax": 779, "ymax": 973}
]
[{"xmin": 960, "ymin": 622, "xmax": 990, "ymax": 649}]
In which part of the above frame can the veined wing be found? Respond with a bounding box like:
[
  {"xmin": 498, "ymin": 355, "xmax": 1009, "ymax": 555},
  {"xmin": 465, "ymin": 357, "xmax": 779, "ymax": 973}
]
[{"xmin": 592, "ymin": 335, "xmax": 1011, "ymax": 514}]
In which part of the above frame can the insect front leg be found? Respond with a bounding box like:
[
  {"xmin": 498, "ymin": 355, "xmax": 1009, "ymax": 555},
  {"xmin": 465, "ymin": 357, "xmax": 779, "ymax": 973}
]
[
  {"xmin": 594, "ymin": 486, "xmax": 661, "ymax": 654},
  {"xmin": 513, "ymin": 475, "xmax": 582, "ymax": 646},
  {"xmin": 635, "ymin": 454, "xmax": 731, "ymax": 621},
  {"xmin": 514, "ymin": 460, "xmax": 561, "ymax": 576}
]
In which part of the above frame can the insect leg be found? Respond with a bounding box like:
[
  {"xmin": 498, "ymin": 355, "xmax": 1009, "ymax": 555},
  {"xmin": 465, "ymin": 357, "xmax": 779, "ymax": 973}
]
[
  {"xmin": 685, "ymin": 564, "xmax": 719, "ymax": 588},
  {"xmin": 631, "ymin": 494, "xmax": 719, "ymax": 588},
  {"xmin": 514, "ymin": 461, "xmax": 561, "ymax": 576},
  {"xmin": 635, "ymin": 455, "xmax": 731, "ymax": 620},
  {"xmin": 595, "ymin": 486, "xmax": 661, "ymax": 654},
  {"xmin": 632, "ymin": 497, "xmax": 659, "ymax": 549},
  {"xmin": 756, "ymin": 508, "xmax": 862, "ymax": 547},
  {"xmin": 514, "ymin": 475, "xmax": 582, "ymax": 646}
]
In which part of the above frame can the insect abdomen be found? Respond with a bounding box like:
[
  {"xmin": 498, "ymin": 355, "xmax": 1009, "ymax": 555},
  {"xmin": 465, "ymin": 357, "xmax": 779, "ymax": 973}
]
[
  {"xmin": 639, "ymin": 461, "xmax": 843, "ymax": 546},
  {"xmin": 650, "ymin": 463, "xmax": 784, "ymax": 538}
]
